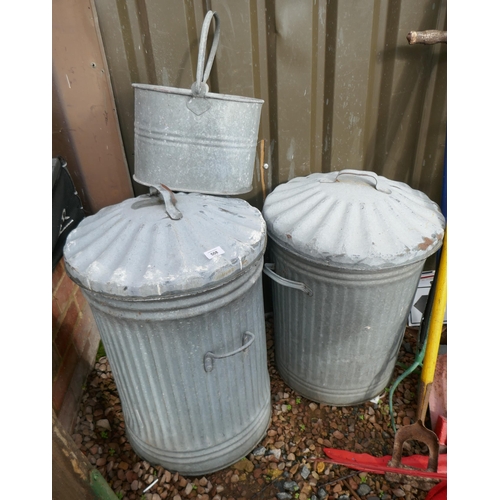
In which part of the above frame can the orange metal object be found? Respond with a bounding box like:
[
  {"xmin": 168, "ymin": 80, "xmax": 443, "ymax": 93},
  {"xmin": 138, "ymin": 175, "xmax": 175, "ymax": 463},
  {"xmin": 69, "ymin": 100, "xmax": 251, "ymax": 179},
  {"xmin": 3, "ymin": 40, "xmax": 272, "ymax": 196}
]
[{"xmin": 321, "ymin": 448, "xmax": 447, "ymax": 480}]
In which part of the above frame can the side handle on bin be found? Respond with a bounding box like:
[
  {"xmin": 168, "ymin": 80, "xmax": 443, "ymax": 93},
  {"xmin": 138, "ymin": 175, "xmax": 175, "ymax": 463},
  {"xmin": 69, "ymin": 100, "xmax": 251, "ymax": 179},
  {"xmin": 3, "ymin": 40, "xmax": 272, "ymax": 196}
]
[
  {"xmin": 204, "ymin": 331, "xmax": 255, "ymax": 373},
  {"xmin": 263, "ymin": 263, "xmax": 313, "ymax": 296}
]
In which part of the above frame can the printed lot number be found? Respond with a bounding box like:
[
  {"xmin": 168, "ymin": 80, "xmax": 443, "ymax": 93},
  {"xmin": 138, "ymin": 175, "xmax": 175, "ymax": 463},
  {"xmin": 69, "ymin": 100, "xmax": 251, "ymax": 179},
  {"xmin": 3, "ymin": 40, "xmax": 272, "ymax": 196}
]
[{"xmin": 204, "ymin": 246, "xmax": 225, "ymax": 260}]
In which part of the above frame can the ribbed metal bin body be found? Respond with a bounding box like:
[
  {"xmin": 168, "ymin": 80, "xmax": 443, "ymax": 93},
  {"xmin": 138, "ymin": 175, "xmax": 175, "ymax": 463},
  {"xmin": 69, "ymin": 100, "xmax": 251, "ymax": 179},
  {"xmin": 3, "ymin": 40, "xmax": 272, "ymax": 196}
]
[
  {"xmin": 63, "ymin": 191, "xmax": 271, "ymax": 475},
  {"xmin": 269, "ymin": 240, "xmax": 424, "ymax": 405},
  {"xmin": 81, "ymin": 260, "xmax": 269, "ymax": 475}
]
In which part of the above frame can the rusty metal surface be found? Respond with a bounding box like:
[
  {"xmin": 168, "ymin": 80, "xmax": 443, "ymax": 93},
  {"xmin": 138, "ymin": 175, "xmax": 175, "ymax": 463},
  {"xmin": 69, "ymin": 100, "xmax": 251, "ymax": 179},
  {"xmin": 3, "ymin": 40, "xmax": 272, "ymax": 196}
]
[
  {"xmin": 52, "ymin": 0, "xmax": 134, "ymax": 214},
  {"xmin": 93, "ymin": 0, "xmax": 446, "ymax": 206},
  {"xmin": 407, "ymin": 30, "xmax": 447, "ymax": 45},
  {"xmin": 388, "ymin": 420, "xmax": 440, "ymax": 473}
]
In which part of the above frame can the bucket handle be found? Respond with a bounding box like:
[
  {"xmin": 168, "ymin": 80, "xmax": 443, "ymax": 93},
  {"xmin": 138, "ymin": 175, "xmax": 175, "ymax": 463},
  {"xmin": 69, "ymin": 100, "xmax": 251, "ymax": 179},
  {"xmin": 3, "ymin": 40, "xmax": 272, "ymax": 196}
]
[
  {"xmin": 191, "ymin": 11, "xmax": 221, "ymax": 97},
  {"xmin": 204, "ymin": 331, "xmax": 255, "ymax": 373},
  {"xmin": 324, "ymin": 169, "xmax": 392, "ymax": 194},
  {"xmin": 263, "ymin": 263, "xmax": 313, "ymax": 296}
]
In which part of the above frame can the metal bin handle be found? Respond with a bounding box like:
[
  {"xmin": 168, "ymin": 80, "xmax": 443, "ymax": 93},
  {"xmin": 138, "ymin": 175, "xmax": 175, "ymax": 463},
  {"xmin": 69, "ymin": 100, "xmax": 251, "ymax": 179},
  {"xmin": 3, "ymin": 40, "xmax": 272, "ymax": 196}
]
[
  {"xmin": 135, "ymin": 178, "xmax": 183, "ymax": 220},
  {"xmin": 323, "ymin": 169, "xmax": 392, "ymax": 194},
  {"xmin": 204, "ymin": 331, "xmax": 255, "ymax": 373},
  {"xmin": 263, "ymin": 263, "xmax": 313, "ymax": 296}
]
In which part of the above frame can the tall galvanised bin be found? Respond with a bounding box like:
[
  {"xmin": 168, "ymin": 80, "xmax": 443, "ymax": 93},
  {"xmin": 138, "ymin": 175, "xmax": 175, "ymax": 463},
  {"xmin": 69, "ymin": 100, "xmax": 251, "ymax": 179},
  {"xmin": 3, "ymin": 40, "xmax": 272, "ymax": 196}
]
[
  {"xmin": 63, "ymin": 187, "xmax": 271, "ymax": 475},
  {"xmin": 262, "ymin": 169, "xmax": 445, "ymax": 406}
]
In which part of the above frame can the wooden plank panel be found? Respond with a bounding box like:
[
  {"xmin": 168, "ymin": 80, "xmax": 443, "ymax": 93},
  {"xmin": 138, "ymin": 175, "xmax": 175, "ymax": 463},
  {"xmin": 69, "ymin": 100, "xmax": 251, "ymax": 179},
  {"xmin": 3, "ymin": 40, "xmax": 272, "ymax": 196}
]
[{"xmin": 52, "ymin": 0, "xmax": 134, "ymax": 213}]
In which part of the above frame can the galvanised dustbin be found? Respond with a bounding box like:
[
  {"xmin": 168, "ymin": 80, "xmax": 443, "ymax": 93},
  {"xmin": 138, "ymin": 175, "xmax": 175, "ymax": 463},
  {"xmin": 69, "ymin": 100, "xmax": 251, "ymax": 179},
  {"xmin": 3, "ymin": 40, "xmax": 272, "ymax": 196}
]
[
  {"xmin": 63, "ymin": 187, "xmax": 271, "ymax": 475},
  {"xmin": 262, "ymin": 169, "xmax": 445, "ymax": 406}
]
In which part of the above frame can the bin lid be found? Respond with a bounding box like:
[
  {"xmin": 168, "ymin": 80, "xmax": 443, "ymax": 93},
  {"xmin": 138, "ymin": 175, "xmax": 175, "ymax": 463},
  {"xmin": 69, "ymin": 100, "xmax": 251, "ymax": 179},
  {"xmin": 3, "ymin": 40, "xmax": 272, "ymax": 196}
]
[
  {"xmin": 63, "ymin": 189, "xmax": 266, "ymax": 298},
  {"xmin": 262, "ymin": 169, "xmax": 445, "ymax": 269}
]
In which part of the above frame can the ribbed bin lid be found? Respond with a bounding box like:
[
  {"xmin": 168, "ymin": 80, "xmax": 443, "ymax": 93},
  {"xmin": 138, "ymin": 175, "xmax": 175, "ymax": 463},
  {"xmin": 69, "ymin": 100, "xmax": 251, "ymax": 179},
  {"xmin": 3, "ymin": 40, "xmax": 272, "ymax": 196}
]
[
  {"xmin": 262, "ymin": 169, "xmax": 445, "ymax": 269},
  {"xmin": 63, "ymin": 190, "xmax": 266, "ymax": 298}
]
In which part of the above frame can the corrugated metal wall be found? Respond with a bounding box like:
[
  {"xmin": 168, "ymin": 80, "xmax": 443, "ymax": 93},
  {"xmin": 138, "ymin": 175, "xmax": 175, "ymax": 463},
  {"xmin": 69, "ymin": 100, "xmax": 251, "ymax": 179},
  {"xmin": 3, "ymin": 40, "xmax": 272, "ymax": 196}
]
[{"xmin": 94, "ymin": 0, "xmax": 446, "ymax": 209}]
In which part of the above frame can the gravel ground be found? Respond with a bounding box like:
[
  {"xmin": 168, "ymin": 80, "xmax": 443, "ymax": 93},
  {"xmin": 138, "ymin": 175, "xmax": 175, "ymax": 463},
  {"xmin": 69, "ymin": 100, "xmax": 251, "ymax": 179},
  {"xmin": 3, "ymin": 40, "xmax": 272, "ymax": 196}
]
[{"xmin": 73, "ymin": 315, "xmax": 446, "ymax": 500}]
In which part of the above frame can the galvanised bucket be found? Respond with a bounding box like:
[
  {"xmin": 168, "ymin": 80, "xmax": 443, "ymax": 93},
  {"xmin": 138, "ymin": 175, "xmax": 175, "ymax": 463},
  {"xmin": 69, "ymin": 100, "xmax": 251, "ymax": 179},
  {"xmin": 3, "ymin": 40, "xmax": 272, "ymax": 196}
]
[
  {"xmin": 133, "ymin": 11, "xmax": 264, "ymax": 195},
  {"xmin": 262, "ymin": 170, "xmax": 446, "ymax": 406},
  {"xmin": 63, "ymin": 188, "xmax": 271, "ymax": 475}
]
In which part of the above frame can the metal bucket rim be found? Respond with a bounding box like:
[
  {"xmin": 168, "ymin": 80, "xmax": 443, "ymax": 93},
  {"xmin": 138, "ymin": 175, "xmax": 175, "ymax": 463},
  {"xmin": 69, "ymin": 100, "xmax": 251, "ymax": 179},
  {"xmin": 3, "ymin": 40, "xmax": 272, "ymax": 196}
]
[{"xmin": 133, "ymin": 82, "xmax": 264, "ymax": 105}]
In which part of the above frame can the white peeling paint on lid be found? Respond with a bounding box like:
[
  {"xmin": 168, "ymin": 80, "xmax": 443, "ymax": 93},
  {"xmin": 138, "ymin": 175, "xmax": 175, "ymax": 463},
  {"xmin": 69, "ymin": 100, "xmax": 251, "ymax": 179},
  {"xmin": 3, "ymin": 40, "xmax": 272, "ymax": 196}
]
[
  {"xmin": 262, "ymin": 169, "xmax": 445, "ymax": 269},
  {"xmin": 63, "ymin": 192, "xmax": 266, "ymax": 297}
]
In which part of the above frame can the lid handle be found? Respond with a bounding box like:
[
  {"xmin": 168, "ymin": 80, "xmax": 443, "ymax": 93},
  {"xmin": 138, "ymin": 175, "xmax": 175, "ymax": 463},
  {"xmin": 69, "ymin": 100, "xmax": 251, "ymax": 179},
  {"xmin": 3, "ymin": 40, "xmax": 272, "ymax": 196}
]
[
  {"xmin": 156, "ymin": 184, "xmax": 183, "ymax": 220},
  {"xmin": 147, "ymin": 186, "xmax": 183, "ymax": 221},
  {"xmin": 191, "ymin": 11, "xmax": 220, "ymax": 98},
  {"xmin": 333, "ymin": 169, "xmax": 392, "ymax": 194},
  {"xmin": 133, "ymin": 175, "xmax": 183, "ymax": 220}
]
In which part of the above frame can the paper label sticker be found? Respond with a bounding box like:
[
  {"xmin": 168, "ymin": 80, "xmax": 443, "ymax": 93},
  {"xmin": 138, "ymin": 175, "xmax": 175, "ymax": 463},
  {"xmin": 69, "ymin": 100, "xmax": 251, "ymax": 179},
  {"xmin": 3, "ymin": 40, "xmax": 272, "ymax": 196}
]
[{"xmin": 204, "ymin": 246, "xmax": 225, "ymax": 260}]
